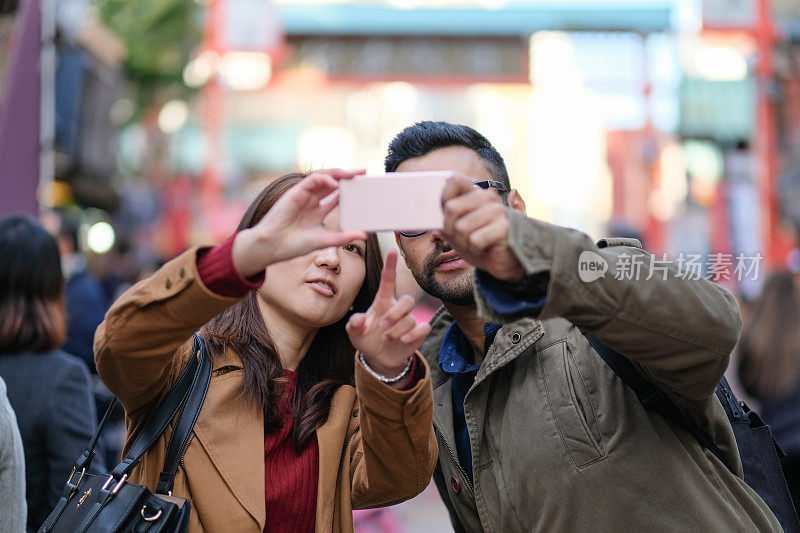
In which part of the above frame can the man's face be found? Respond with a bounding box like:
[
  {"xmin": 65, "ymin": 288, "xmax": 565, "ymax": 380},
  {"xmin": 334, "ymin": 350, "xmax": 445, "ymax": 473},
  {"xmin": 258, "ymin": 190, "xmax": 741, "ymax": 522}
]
[{"xmin": 395, "ymin": 146, "xmax": 498, "ymax": 306}]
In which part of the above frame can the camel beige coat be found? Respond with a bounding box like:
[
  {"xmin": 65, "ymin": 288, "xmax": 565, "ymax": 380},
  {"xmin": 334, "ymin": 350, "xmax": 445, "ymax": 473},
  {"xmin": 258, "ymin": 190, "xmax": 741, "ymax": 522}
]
[{"xmin": 94, "ymin": 248, "xmax": 437, "ymax": 532}]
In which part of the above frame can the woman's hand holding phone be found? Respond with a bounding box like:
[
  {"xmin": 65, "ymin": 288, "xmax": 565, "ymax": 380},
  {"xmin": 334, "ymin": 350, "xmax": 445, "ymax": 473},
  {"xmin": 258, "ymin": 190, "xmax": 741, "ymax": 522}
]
[
  {"xmin": 232, "ymin": 169, "xmax": 367, "ymax": 278},
  {"xmin": 346, "ymin": 251, "xmax": 431, "ymax": 389}
]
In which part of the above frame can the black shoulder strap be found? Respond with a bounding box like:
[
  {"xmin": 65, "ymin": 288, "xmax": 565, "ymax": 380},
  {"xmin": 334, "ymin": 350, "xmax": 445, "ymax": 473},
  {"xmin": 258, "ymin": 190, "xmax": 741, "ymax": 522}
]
[
  {"xmin": 66, "ymin": 335, "xmax": 200, "ymax": 480},
  {"xmin": 69, "ymin": 391, "xmax": 121, "ymax": 475},
  {"xmin": 583, "ymin": 332, "xmax": 736, "ymax": 475},
  {"xmin": 156, "ymin": 334, "xmax": 212, "ymax": 494},
  {"xmin": 111, "ymin": 334, "xmax": 210, "ymax": 478},
  {"xmin": 41, "ymin": 334, "xmax": 211, "ymax": 533}
]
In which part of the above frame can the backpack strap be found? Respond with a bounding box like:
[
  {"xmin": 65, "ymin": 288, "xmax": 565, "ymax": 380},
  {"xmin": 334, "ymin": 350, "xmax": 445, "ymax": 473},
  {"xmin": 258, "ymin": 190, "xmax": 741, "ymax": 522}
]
[{"xmin": 582, "ymin": 331, "xmax": 736, "ymax": 475}]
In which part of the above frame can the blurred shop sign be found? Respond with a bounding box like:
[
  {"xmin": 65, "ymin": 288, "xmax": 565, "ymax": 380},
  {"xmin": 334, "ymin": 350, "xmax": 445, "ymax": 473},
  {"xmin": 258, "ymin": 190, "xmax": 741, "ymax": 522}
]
[
  {"xmin": 679, "ymin": 78, "xmax": 755, "ymax": 143},
  {"xmin": 530, "ymin": 31, "xmax": 655, "ymax": 130},
  {"xmin": 224, "ymin": 0, "xmax": 282, "ymax": 52},
  {"xmin": 287, "ymin": 36, "xmax": 528, "ymax": 82},
  {"xmin": 702, "ymin": 0, "xmax": 757, "ymax": 30},
  {"xmin": 170, "ymin": 125, "xmax": 299, "ymax": 175},
  {"xmin": 276, "ymin": 3, "xmax": 672, "ymax": 36}
]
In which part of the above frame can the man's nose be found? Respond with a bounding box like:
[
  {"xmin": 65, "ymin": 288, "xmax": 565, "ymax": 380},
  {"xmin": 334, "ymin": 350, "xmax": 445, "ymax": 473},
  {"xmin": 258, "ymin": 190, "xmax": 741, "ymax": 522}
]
[
  {"xmin": 429, "ymin": 230, "xmax": 445, "ymax": 244},
  {"xmin": 315, "ymin": 246, "xmax": 340, "ymax": 272}
]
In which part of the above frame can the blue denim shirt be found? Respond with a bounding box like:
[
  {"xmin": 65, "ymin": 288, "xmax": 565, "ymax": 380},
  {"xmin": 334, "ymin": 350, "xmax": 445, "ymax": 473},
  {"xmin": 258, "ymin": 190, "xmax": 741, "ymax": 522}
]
[
  {"xmin": 439, "ymin": 321, "xmax": 498, "ymax": 482},
  {"xmin": 439, "ymin": 271, "xmax": 547, "ymax": 482}
]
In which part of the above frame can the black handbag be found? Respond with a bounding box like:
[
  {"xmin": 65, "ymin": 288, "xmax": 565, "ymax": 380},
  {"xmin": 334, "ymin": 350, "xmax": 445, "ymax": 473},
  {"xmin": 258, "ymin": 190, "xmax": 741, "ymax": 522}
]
[{"xmin": 38, "ymin": 334, "xmax": 212, "ymax": 533}]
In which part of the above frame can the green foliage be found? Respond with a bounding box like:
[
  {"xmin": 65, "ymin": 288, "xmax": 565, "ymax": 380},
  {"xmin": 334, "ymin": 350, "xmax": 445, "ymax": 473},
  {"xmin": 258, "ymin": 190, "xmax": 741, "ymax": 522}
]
[{"xmin": 97, "ymin": 0, "xmax": 202, "ymax": 109}]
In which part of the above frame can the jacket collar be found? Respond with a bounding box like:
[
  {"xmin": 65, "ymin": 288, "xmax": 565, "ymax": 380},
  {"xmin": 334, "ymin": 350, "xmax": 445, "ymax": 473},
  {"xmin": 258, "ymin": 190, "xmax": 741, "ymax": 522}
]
[
  {"xmin": 192, "ymin": 347, "xmax": 360, "ymax": 531},
  {"xmin": 474, "ymin": 318, "xmax": 543, "ymax": 386},
  {"xmin": 422, "ymin": 307, "xmax": 545, "ymax": 443},
  {"xmin": 422, "ymin": 307, "xmax": 544, "ymax": 387},
  {"xmin": 420, "ymin": 307, "xmax": 456, "ymax": 389},
  {"xmin": 314, "ymin": 385, "xmax": 357, "ymax": 530}
]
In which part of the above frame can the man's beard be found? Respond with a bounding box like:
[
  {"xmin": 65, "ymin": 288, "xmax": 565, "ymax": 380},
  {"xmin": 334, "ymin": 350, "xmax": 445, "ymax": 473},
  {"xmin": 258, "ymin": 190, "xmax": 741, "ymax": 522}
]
[{"xmin": 411, "ymin": 242, "xmax": 475, "ymax": 306}]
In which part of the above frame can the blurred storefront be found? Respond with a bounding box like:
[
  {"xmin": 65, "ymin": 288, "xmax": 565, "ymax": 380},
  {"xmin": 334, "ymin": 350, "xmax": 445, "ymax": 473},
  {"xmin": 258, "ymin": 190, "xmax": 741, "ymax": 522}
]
[
  {"xmin": 152, "ymin": 1, "xmax": 673, "ymax": 258},
  {"xmin": 5, "ymin": 0, "xmax": 800, "ymax": 297},
  {"xmin": 775, "ymin": 0, "xmax": 800, "ymax": 268},
  {"xmin": 667, "ymin": 0, "xmax": 799, "ymax": 299}
]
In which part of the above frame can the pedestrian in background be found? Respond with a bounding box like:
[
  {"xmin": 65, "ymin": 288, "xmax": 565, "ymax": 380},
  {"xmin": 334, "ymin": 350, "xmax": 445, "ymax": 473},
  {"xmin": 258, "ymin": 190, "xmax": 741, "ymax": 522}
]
[
  {"xmin": 41, "ymin": 209, "xmax": 121, "ymax": 469},
  {"xmin": 738, "ymin": 270, "xmax": 800, "ymax": 506},
  {"xmin": 40, "ymin": 210, "xmax": 109, "ymax": 372},
  {"xmin": 0, "ymin": 216, "xmax": 104, "ymax": 532},
  {"xmin": 0, "ymin": 374, "xmax": 26, "ymax": 533}
]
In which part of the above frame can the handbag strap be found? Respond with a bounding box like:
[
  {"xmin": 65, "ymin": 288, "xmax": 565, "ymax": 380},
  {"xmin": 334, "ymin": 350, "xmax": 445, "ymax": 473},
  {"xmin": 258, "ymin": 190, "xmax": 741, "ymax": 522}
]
[
  {"xmin": 156, "ymin": 335, "xmax": 212, "ymax": 494},
  {"xmin": 112, "ymin": 333, "xmax": 210, "ymax": 478},
  {"xmin": 73, "ymin": 337, "xmax": 211, "ymax": 532},
  {"xmin": 583, "ymin": 331, "xmax": 736, "ymax": 475},
  {"xmin": 70, "ymin": 393, "xmax": 121, "ymax": 475},
  {"xmin": 40, "ymin": 334, "xmax": 209, "ymax": 533}
]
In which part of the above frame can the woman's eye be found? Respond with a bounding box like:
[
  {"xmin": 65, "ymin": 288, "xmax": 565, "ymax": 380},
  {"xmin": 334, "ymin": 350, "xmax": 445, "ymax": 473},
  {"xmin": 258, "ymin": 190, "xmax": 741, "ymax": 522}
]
[{"xmin": 344, "ymin": 244, "xmax": 363, "ymax": 256}]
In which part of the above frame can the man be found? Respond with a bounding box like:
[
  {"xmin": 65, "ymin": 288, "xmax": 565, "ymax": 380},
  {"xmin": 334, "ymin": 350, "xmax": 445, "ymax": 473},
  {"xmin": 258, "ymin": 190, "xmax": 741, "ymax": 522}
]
[{"xmin": 385, "ymin": 121, "xmax": 780, "ymax": 531}]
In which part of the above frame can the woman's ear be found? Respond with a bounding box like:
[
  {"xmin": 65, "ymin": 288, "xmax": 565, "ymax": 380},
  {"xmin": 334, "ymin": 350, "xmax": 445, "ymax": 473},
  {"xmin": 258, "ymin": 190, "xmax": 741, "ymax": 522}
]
[{"xmin": 507, "ymin": 190, "xmax": 527, "ymax": 213}]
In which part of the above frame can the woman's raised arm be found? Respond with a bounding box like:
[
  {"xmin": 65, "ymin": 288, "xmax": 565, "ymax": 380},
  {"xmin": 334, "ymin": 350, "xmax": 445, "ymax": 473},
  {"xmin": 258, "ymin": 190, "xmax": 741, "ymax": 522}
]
[
  {"xmin": 232, "ymin": 169, "xmax": 366, "ymax": 278},
  {"xmin": 95, "ymin": 169, "xmax": 366, "ymax": 418}
]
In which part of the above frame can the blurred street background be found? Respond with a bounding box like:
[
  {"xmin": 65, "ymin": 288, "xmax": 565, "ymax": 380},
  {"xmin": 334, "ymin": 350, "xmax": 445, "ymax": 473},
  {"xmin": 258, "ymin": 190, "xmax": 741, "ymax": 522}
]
[{"xmin": 2, "ymin": 0, "xmax": 800, "ymax": 530}]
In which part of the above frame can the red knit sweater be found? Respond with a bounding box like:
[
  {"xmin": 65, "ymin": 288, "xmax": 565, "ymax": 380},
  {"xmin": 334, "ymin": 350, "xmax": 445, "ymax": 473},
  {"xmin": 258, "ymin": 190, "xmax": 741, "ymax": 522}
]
[{"xmin": 264, "ymin": 371, "xmax": 318, "ymax": 533}]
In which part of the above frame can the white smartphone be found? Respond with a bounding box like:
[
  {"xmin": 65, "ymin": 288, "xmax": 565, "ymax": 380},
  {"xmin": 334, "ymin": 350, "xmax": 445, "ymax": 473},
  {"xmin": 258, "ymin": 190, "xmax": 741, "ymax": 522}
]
[{"xmin": 339, "ymin": 171, "xmax": 453, "ymax": 232}]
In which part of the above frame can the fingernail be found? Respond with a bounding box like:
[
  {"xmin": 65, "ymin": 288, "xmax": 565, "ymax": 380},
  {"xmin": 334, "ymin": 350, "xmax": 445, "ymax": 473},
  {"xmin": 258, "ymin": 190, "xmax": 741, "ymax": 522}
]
[{"xmin": 400, "ymin": 334, "xmax": 411, "ymax": 343}]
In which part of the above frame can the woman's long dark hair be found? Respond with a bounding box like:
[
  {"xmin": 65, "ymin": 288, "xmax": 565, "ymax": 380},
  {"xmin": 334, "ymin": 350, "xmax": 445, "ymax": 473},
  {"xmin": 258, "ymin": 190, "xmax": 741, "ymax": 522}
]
[
  {"xmin": 738, "ymin": 270, "xmax": 800, "ymax": 399},
  {"xmin": 0, "ymin": 216, "xmax": 66, "ymax": 353},
  {"xmin": 204, "ymin": 173, "xmax": 382, "ymax": 450}
]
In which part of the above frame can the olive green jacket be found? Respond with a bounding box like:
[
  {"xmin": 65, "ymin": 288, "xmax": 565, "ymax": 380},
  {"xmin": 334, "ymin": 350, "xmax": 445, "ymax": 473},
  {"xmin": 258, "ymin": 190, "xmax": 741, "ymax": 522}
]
[{"xmin": 423, "ymin": 210, "xmax": 781, "ymax": 532}]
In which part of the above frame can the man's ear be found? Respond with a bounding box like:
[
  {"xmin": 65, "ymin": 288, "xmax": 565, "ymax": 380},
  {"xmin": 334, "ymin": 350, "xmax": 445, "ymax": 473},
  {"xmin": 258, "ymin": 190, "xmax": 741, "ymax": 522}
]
[
  {"xmin": 393, "ymin": 234, "xmax": 413, "ymax": 269},
  {"xmin": 393, "ymin": 233, "xmax": 409, "ymax": 265},
  {"xmin": 507, "ymin": 189, "xmax": 527, "ymax": 213}
]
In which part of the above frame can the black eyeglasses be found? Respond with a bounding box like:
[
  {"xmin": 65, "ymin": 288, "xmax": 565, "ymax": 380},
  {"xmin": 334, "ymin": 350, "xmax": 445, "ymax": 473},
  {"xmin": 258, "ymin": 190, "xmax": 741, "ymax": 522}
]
[{"xmin": 398, "ymin": 180, "xmax": 509, "ymax": 238}]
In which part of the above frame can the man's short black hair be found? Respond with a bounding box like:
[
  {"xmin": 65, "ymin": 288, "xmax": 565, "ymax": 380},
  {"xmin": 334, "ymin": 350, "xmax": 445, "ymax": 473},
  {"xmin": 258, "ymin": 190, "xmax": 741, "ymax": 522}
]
[{"xmin": 384, "ymin": 121, "xmax": 511, "ymax": 189}]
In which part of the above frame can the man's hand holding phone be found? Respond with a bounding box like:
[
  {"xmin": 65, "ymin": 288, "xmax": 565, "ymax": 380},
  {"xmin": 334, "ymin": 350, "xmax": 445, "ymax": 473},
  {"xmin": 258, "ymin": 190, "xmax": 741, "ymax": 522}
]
[{"xmin": 440, "ymin": 175, "xmax": 525, "ymax": 282}]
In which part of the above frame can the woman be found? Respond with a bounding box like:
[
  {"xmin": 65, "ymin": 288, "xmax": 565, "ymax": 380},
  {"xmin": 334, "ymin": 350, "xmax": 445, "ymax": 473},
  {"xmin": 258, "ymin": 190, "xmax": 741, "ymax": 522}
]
[
  {"xmin": 0, "ymin": 216, "xmax": 103, "ymax": 532},
  {"xmin": 0, "ymin": 374, "xmax": 26, "ymax": 533},
  {"xmin": 738, "ymin": 270, "xmax": 800, "ymax": 507},
  {"xmin": 95, "ymin": 169, "xmax": 438, "ymax": 532}
]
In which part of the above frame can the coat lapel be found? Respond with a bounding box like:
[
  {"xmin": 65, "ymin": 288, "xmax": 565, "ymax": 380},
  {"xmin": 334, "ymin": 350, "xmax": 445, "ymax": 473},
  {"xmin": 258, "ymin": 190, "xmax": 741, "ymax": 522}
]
[
  {"xmin": 192, "ymin": 350, "xmax": 266, "ymax": 529},
  {"xmin": 315, "ymin": 385, "xmax": 356, "ymax": 531}
]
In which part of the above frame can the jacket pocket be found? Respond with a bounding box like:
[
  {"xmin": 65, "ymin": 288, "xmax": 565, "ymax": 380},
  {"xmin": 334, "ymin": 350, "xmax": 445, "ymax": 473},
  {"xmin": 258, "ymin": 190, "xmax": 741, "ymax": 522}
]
[{"xmin": 538, "ymin": 340, "xmax": 605, "ymax": 469}]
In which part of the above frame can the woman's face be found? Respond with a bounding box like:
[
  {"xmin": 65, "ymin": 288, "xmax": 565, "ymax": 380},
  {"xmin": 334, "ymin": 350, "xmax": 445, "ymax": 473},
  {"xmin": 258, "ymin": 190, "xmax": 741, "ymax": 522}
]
[{"xmin": 257, "ymin": 209, "xmax": 367, "ymax": 329}]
